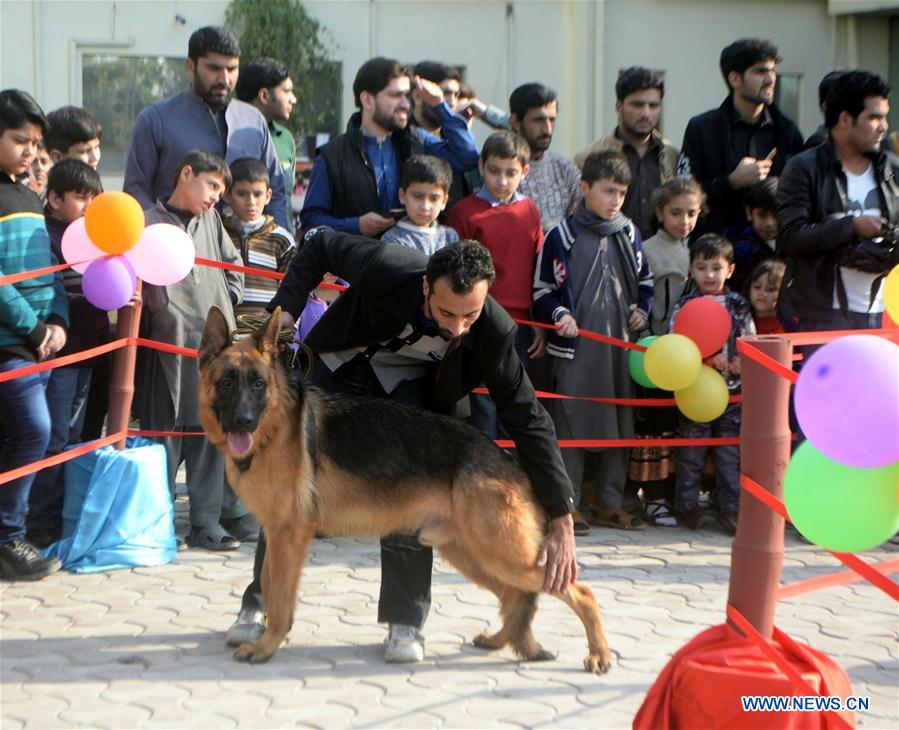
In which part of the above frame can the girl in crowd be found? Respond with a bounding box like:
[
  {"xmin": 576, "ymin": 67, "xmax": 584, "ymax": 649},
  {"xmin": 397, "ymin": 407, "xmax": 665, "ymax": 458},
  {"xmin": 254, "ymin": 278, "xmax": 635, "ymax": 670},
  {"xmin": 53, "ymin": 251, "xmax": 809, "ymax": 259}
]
[{"xmin": 629, "ymin": 177, "xmax": 704, "ymax": 527}]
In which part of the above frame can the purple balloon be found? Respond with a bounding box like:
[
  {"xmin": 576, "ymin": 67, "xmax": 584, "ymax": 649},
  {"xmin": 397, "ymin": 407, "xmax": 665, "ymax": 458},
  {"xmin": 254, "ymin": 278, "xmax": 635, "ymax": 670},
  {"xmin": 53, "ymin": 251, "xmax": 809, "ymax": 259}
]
[
  {"xmin": 82, "ymin": 256, "xmax": 137, "ymax": 311},
  {"xmin": 795, "ymin": 334, "xmax": 899, "ymax": 468}
]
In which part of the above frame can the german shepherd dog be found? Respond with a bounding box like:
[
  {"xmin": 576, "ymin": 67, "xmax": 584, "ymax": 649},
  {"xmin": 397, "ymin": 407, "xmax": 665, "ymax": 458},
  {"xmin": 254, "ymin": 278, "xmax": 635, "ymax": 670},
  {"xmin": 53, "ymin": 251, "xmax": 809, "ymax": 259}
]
[{"xmin": 198, "ymin": 306, "xmax": 611, "ymax": 673}]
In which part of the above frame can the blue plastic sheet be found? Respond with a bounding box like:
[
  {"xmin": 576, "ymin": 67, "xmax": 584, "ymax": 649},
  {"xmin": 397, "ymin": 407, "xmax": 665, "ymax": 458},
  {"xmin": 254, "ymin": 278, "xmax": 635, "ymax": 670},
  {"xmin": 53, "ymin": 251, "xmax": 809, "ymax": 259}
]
[{"xmin": 44, "ymin": 437, "xmax": 177, "ymax": 572}]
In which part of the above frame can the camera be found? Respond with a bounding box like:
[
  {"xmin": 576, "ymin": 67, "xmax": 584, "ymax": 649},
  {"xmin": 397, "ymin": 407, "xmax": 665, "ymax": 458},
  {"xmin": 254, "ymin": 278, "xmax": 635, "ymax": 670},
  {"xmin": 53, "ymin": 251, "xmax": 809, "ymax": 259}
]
[{"xmin": 842, "ymin": 220, "xmax": 899, "ymax": 274}]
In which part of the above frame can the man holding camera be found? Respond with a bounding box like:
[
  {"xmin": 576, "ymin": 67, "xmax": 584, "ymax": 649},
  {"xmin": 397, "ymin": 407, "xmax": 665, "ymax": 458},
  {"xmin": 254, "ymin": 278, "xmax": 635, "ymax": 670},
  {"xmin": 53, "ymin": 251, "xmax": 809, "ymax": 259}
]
[{"xmin": 777, "ymin": 70, "xmax": 897, "ymax": 330}]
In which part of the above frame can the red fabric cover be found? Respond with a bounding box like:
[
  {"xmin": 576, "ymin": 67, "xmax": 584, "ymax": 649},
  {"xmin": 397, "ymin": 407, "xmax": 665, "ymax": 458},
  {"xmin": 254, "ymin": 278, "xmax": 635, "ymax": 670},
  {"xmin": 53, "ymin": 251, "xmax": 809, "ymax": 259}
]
[
  {"xmin": 633, "ymin": 623, "xmax": 854, "ymax": 730},
  {"xmin": 445, "ymin": 194, "xmax": 543, "ymax": 321}
]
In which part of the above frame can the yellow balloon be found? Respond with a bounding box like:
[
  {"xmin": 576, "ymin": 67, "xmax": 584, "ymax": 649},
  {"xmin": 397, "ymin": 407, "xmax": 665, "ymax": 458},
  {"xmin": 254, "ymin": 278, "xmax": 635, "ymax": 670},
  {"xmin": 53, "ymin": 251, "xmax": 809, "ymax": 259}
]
[
  {"xmin": 643, "ymin": 333, "xmax": 701, "ymax": 391},
  {"xmin": 84, "ymin": 191, "xmax": 145, "ymax": 254},
  {"xmin": 675, "ymin": 365, "xmax": 730, "ymax": 422},
  {"xmin": 884, "ymin": 265, "xmax": 899, "ymax": 325}
]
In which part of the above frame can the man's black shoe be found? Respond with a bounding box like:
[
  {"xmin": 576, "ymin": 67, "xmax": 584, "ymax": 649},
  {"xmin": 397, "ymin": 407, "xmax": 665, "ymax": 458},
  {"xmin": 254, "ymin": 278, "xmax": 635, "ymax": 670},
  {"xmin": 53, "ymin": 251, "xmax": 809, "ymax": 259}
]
[{"xmin": 0, "ymin": 539, "xmax": 62, "ymax": 581}]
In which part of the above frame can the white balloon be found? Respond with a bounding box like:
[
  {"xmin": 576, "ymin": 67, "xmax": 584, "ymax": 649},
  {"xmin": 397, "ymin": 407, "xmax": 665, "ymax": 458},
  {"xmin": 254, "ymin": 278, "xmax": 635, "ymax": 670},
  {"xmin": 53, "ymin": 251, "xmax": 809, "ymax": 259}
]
[{"xmin": 125, "ymin": 223, "xmax": 196, "ymax": 285}]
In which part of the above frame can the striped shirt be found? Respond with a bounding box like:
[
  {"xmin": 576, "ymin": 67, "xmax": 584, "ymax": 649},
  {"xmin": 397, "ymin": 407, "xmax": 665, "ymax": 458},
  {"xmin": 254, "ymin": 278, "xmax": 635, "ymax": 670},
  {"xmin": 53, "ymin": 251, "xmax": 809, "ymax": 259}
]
[{"xmin": 223, "ymin": 215, "xmax": 295, "ymax": 316}]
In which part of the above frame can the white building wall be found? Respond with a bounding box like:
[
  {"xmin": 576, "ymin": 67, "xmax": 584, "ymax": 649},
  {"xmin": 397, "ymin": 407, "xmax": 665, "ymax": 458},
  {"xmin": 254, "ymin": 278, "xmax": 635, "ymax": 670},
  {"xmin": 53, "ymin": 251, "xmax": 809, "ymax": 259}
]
[{"xmin": 1, "ymin": 0, "xmax": 894, "ymax": 166}]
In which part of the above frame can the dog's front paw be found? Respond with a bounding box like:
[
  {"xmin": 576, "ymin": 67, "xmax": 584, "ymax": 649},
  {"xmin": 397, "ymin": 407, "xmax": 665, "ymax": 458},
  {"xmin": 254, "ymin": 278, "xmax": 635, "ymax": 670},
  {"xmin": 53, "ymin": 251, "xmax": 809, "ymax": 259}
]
[
  {"xmin": 584, "ymin": 651, "xmax": 612, "ymax": 674},
  {"xmin": 234, "ymin": 641, "xmax": 275, "ymax": 663}
]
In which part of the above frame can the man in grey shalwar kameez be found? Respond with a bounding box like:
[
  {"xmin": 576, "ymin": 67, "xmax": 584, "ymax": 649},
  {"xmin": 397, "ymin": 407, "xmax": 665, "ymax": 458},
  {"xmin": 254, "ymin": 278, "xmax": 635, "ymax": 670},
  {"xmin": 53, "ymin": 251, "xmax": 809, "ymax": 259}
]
[
  {"xmin": 136, "ymin": 150, "xmax": 247, "ymax": 550},
  {"xmin": 534, "ymin": 151, "xmax": 653, "ymax": 532}
]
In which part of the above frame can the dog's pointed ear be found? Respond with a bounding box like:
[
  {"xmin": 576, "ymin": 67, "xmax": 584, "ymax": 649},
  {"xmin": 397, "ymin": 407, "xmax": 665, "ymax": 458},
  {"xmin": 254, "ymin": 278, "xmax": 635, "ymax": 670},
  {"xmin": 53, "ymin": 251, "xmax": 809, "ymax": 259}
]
[
  {"xmin": 199, "ymin": 306, "xmax": 231, "ymax": 367},
  {"xmin": 253, "ymin": 307, "xmax": 282, "ymax": 356}
]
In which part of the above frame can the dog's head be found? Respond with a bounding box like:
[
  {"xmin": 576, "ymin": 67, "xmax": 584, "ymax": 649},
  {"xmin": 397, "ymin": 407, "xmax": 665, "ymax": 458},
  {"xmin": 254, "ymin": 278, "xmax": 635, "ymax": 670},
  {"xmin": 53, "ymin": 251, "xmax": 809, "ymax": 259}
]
[{"xmin": 198, "ymin": 306, "xmax": 285, "ymax": 459}]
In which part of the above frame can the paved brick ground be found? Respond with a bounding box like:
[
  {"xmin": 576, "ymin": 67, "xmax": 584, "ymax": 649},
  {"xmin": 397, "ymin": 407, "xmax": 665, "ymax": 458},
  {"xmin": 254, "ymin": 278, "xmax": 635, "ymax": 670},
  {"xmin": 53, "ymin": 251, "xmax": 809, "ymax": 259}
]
[{"xmin": 1, "ymin": 494, "xmax": 897, "ymax": 729}]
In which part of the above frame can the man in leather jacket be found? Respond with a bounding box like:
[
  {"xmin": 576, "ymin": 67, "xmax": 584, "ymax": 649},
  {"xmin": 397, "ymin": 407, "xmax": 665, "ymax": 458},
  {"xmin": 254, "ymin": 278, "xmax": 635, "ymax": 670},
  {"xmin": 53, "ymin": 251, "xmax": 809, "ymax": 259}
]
[{"xmin": 777, "ymin": 70, "xmax": 896, "ymax": 330}]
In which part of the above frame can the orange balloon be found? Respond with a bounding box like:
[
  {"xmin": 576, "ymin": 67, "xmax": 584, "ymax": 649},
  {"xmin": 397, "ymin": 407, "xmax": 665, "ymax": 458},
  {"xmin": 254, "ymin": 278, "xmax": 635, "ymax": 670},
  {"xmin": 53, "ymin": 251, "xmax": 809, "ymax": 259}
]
[
  {"xmin": 884, "ymin": 308, "xmax": 897, "ymax": 330},
  {"xmin": 84, "ymin": 191, "xmax": 145, "ymax": 254}
]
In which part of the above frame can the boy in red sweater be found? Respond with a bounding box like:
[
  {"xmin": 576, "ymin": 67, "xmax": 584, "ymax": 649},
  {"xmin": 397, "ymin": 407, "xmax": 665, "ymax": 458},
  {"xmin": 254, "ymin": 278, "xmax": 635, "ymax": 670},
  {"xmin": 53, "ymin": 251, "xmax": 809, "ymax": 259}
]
[{"xmin": 447, "ymin": 130, "xmax": 545, "ymax": 436}]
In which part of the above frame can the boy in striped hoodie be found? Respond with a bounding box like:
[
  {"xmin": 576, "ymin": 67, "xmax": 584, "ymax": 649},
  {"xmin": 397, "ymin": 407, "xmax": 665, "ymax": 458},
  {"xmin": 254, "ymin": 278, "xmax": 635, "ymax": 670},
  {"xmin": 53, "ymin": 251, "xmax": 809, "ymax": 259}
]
[
  {"xmin": 0, "ymin": 89, "xmax": 68, "ymax": 580},
  {"xmin": 223, "ymin": 157, "xmax": 295, "ymax": 317}
]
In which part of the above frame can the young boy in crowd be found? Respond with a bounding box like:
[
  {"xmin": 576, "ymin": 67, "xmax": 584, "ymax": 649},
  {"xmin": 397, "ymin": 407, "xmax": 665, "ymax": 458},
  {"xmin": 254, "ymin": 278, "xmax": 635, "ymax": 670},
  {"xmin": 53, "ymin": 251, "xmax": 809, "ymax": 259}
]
[
  {"xmin": 138, "ymin": 150, "xmax": 251, "ymax": 550},
  {"xmin": 27, "ymin": 142, "xmax": 52, "ymax": 201},
  {"xmin": 45, "ymin": 105, "xmax": 108, "ymax": 444},
  {"xmin": 45, "ymin": 106, "xmax": 102, "ymax": 170},
  {"xmin": 446, "ymin": 130, "xmax": 543, "ymax": 435},
  {"xmin": 223, "ymin": 157, "xmax": 296, "ymax": 317},
  {"xmin": 0, "ymin": 89, "xmax": 68, "ymax": 580},
  {"xmin": 534, "ymin": 150, "xmax": 652, "ymax": 534},
  {"xmin": 670, "ymin": 235, "xmax": 756, "ymax": 536},
  {"xmin": 725, "ymin": 177, "xmax": 779, "ymax": 294},
  {"xmin": 26, "ymin": 160, "xmax": 104, "ymax": 547},
  {"xmin": 382, "ymin": 155, "xmax": 459, "ymax": 255}
]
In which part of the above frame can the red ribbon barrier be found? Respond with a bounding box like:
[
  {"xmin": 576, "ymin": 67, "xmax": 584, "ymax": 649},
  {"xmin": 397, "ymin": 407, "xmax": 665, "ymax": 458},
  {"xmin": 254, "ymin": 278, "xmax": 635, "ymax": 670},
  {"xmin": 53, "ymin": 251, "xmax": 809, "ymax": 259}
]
[
  {"xmin": 788, "ymin": 327, "xmax": 899, "ymax": 345},
  {"xmin": 0, "ymin": 430, "xmax": 744, "ymax": 484},
  {"xmin": 778, "ymin": 558, "xmax": 899, "ymax": 600},
  {"xmin": 0, "ymin": 261, "xmax": 83, "ymax": 287},
  {"xmin": 496, "ymin": 436, "xmax": 741, "ymax": 449},
  {"xmin": 196, "ymin": 256, "xmax": 284, "ymax": 281},
  {"xmin": 741, "ymin": 475, "xmax": 899, "ymax": 602},
  {"xmin": 515, "ymin": 317, "xmax": 647, "ymax": 351},
  {"xmin": 0, "ymin": 337, "xmax": 198, "ymax": 384},
  {"xmin": 0, "ymin": 338, "xmax": 131, "ymax": 383},
  {"xmin": 474, "ymin": 387, "xmax": 742, "ymax": 407},
  {"xmin": 738, "ymin": 340, "xmax": 799, "ymax": 384},
  {"xmin": 113, "ymin": 430, "xmax": 743, "ymax": 449},
  {"xmin": 0, "ymin": 430, "xmax": 127, "ymax": 485},
  {"xmin": 194, "ymin": 256, "xmax": 346, "ymax": 292},
  {"xmin": 128, "ymin": 429, "xmax": 206, "ymax": 438}
]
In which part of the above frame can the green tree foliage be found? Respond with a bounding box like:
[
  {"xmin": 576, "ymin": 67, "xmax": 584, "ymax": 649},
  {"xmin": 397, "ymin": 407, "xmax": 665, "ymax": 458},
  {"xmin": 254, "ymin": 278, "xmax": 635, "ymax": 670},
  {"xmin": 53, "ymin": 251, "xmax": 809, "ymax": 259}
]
[{"xmin": 225, "ymin": 0, "xmax": 341, "ymax": 138}]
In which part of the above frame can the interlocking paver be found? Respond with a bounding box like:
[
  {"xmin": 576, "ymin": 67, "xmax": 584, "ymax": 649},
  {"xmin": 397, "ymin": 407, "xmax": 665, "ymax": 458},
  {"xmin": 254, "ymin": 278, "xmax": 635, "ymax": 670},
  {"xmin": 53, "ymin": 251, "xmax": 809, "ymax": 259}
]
[{"xmin": 2, "ymin": 495, "xmax": 896, "ymax": 729}]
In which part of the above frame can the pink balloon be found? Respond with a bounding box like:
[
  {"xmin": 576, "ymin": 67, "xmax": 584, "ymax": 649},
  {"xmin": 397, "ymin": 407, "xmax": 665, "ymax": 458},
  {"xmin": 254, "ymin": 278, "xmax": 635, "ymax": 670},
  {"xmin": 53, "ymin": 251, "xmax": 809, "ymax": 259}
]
[
  {"xmin": 82, "ymin": 256, "xmax": 137, "ymax": 311},
  {"xmin": 61, "ymin": 218, "xmax": 105, "ymax": 273},
  {"xmin": 124, "ymin": 223, "xmax": 196, "ymax": 285},
  {"xmin": 795, "ymin": 334, "xmax": 899, "ymax": 468}
]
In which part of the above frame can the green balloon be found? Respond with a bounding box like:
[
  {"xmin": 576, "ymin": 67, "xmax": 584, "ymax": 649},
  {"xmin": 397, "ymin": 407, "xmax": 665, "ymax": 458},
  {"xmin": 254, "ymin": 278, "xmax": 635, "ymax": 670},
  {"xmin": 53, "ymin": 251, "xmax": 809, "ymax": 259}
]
[
  {"xmin": 784, "ymin": 441, "xmax": 899, "ymax": 552},
  {"xmin": 629, "ymin": 335, "xmax": 658, "ymax": 388}
]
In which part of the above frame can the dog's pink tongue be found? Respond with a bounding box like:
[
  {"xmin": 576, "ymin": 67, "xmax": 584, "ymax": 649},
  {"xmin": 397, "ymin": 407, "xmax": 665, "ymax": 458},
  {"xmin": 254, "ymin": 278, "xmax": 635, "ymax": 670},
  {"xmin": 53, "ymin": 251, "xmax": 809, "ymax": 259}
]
[{"xmin": 227, "ymin": 432, "xmax": 254, "ymax": 456}]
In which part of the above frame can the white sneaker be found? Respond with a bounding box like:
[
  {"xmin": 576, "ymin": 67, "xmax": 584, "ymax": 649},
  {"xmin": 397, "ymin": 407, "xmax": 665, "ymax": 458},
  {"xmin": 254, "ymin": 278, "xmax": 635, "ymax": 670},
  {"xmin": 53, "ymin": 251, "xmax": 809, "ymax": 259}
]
[
  {"xmin": 225, "ymin": 607, "xmax": 265, "ymax": 647},
  {"xmin": 384, "ymin": 623, "xmax": 425, "ymax": 663}
]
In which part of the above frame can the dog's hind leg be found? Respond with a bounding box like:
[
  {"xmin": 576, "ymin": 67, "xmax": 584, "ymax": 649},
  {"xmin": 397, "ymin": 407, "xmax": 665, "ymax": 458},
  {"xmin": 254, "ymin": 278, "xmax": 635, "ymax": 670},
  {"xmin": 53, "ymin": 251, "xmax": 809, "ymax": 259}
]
[
  {"xmin": 498, "ymin": 588, "xmax": 556, "ymax": 662},
  {"xmin": 437, "ymin": 543, "xmax": 512, "ymax": 651},
  {"xmin": 555, "ymin": 582, "xmax": 612, "ymax": 674},
  {"xmin": 439, "ymin": 542, "xmax": 552, "ymax": 661},
  {"xmin": 234, "ymin": 523, "xmax": 315, "ymax": 664}
]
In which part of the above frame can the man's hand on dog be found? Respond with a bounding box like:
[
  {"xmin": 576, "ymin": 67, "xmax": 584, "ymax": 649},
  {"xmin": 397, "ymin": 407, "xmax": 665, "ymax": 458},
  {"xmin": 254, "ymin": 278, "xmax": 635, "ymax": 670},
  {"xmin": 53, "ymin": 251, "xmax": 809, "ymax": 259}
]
[{"xmin": 537, "ymin": 513, "xmax": 577, "ymax": 593}]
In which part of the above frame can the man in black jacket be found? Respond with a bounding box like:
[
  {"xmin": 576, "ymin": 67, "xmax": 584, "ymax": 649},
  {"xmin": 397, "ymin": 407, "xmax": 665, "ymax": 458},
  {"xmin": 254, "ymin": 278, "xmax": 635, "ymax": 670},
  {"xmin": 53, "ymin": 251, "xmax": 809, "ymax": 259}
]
[
  {"xmin": 680, "ymin": 38, "xmax": 803, "ymax": 236},
  {"xmin": 227, "ymin": 231, "xmax": 577, "ymax": 663},
  {"xmin": 777, "ymin": 70, "xmax": 895, "ymax": 330},
  {"xmin": 299, "ymin": 57, "xmax": 479, "ymax": 237}
]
